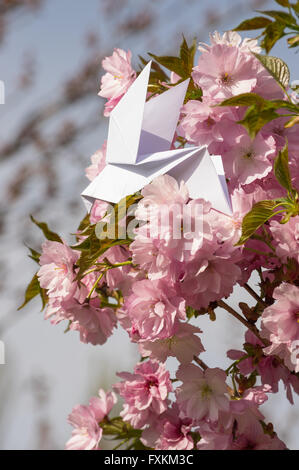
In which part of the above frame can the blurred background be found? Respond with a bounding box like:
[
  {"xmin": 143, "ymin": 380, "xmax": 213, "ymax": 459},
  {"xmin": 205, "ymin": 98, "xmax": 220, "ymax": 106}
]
[{"xmin": 0, "ymin": 0, "xmax": 298, "ymax": 450}]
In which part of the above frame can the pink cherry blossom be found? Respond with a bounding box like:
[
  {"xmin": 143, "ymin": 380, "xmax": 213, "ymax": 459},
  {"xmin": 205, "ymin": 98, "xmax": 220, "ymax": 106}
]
[
  {"xmin": 221, "ymin": 129, "xmax": 276, "ymax": 186},
  {"xmin": 176, "ymin": 364, "xmax": 229, "ymax": 422},
  {"xmin": 123, "ymin": 279, "xmax": 186, "ymax": 341},
  {"xmin": 192, "ymin": 43, "xmax": 258, "ymax": 101},
  {"xmin": 261, "ymin": 283, "xmax": 299, "ymax": 373},
  {"xmin": 135, "ymin": 174, "xmax": 189, "ymax": 222},
  {"xmin": 38, "ymin": 240, "xmax": 79, "ymax": 299},
  {"xmin": 262, "ymin": 115, "xmax": 299, "ymax": 155},
  {"xmin": 89, "ymin": 389, "xmax": 117, "ymax": 422},
  {"xmin": 198, "ymin": 31, "xmax": 261, "ymax": 54},
  {"xmin": 98, "ymin": 48, "xmax": 136, "ymax": 115},
  {"xmin": 141, "ymin": 405, "xmax": 194, "ymax": 450},
  {"xmin": 65, "ymin": 404, "xmax": 102, "ymax": 450},
  {"xmin": 85, "ymin": 141, "xmax": 107, "ymax": 182},
  {"xmin": 179, "ymin": 96, "xmax": 238, "ymax": 148},
  {"xmin": 114, "ymin": 360, "xmax": 172, "ymax": 429},
  {"xmin": 130, "ymin": 230, "xmax": 173, "ymax": 280},
  {"xmin": 89, "ymin": 199, "xmax": 110, "ymax": 224},
  {"xmin": 66, "ymin": 298, "xmax": 117, "ymax": 346},
  {"xmin": 66, "ymin": 389, "xmax": 116, "ymax": 450},
  {"xmin": 177, "ymin": 243, "xmax": 241, "ymax": 309},
  {"xmin": 138, "ymin": 321, "xmax": 204, "ymax": 363},
  {"xmin": 270, "ymin": 216, "xmax": 299, "ymax": 265},
  {"xmin": 196, "ymin": 426, "xmax": 232, "ymax": 450}
]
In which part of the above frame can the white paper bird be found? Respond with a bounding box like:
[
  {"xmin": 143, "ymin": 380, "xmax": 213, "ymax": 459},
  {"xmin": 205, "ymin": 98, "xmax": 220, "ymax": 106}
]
[{"xmin": 81, "ymin": 61, "xmax": 232, "ymax": 215}]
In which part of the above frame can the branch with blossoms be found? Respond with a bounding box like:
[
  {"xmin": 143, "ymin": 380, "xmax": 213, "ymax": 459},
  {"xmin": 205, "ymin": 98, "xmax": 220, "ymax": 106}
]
[{"xmin": 20, "ymin": 0, "xmax": 299, "ymax": 451}]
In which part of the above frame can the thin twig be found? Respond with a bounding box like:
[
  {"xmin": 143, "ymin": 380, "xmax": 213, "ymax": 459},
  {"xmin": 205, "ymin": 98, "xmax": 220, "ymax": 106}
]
[
  {"xmin": 218, "ymin": 300, "xmax": 267, "ymax": 346},
  {"xmin": 193, "ymin": 355, "xmax": 208, "ymax": 371},
  {"xmin": 244, "ymin": 283, "xmax": 267, "ymax": 307}
]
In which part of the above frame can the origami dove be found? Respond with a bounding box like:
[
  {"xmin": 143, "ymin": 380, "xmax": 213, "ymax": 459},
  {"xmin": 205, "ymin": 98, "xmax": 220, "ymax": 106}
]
[{"xmin": 82, "ymin": 61, "xmax": 232, "ymax": 215}]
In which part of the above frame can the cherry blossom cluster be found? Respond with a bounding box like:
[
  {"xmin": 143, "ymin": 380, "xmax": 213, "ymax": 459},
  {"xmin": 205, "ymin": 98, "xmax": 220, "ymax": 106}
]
[{"xmin": 25, "ymin": 29, "xmax": 299, "ymax": 450}]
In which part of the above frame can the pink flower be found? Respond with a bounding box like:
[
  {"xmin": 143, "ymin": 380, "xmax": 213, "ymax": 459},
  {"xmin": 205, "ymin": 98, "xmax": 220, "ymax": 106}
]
[
  {"xmin": 123, "ymin": 279, "xmax": 186, "ymax": 341},
  {"xmin": 89, "ymin": 388, "xmax": 117, "ymax": 422},
  {"xmin": 139, "ymin": 321, "xmax": 204, "ymax": 363},
  {"xmin": 198, "ymin": 31, "xmax": 261, "ymax": 54},
  {"xmin": 227, "ymin": 329, "xmax": 299, "ymax": 403},
  {"xmin": 261, "ymin": 283, "xmax": 299, "ymax": 372},
  {"xmin": 177, "ymin": 243, "xmax": 241, "ymax": 309},
  {"xmin": 179, "ymin": 96, "xmax": 238, "ymax": 148},
  {"xmin": 141, "ymin": 405, "xmax": 194, "ymax": 450},
  {"xmin": 135, "ymin": 174, "xmax": 189, "ymax": 222},
  {"xmin": 196, "ymin": 426, "xmax": 232, "ymax": 450},
  {"xmin": 89, "ymin": 199, "xmax": 109, "ymax": 224},
  {"xmin": 114, "ymin": 360, "xmax": 172, "ymax": 428},
  {"xmin": 192, "ymin": 43, "xmax": 258, "ymax": 101},
  {"xmin": 102, "ymin": 95, "xmax": 122, "ymax": 117},
  {"xmin": 221, "ymin": 129, "xmax": 275, "ymax": 186},
  {"xmin": 270, "ymin": 216, "xmax": 299, "ymax": 265},
  {"xmin": 261, "ymin": 116, "xmax": 299, "ymax": 159},
  {"xmin": 242, "ymin": 385, "xmax": 272, "ymax": 406},
  {"xmin": 38, "ymin": 240, "xmax": 79, "ymax": 299},
  {"xmin": 254, "ymin": 62, "xmax": 284, "ymax": 101},
  {"xmin": 194, "ymin": 32, "xmax": 282, "ymax": 102},
  {"xmin": 65, "ymin": 404, "xmax": 102, "ymax": 450},
  {"xmin": 85, "ymin": 141, "xmax": 107, "ymax": 182},
  {"xmin": 66, "ymin": 298, "xmax": 117, "ymax": 346},
  {"xmin": 176, "ymin": 364, "xmax": 229, "ymax": 422},
  {"xmin": 197, "ymin": 413, "xmax": 286, "ymax": 450},
  {"xmin": 130, "ymin": 231, "xmax": 173, "ymax": 280},
  {"xmin": 98, "ymin": 48, "xmax": 136, "ymax": 115},
  {"xmin": 66, "ymin": 389, "xmax": 116, "ymax": 450},
  {"xmin": 230, "ymin": 400, "xmax": 286, "ymax": 449},
  {"xmin": 133, "ymin": 196, "xmax": 211, "ymax": 267},
  {"xmin": 230, "ymin": 405, "xmax": 286, "ymax": 450}
]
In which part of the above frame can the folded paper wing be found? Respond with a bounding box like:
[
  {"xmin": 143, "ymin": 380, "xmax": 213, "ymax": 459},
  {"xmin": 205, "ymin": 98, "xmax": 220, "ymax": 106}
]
[{"xmin": 82, "ymin": 61, "xmax": 232, "ymax": 216}]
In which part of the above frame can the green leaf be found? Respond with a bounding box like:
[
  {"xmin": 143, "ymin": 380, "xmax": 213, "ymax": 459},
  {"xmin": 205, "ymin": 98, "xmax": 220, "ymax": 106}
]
[
  {"xmin": 148, "ymin": 53, "xmax": 186, "ymax": 79},
  {"xmin": 186, "ymin": 305, "xmax": 201, "ymax": 319},
  {"xmin": 292, "ymin": 0, "xmax": 299, "ymax": 14},
  {"xmin": 257, "ymin": 9, "xmax": 296, "ymax": 24},
  {"xmin": 275, "ymin": 0, "xmax": 290, "ymax": 6},
  {"xmin": 185, "ymin": 86, "xmax": 203, "ymax": 101},
  {"xmin": 261, "ymin": 21, "xmax": 286, "ymax": 53},
  {"xmin": 139, "ymin": 55, "xmax": 169, "ymax": 84},
  {"xmin": 30, "ymin": 215, "xmax": 63, "ymax": 243},
  {"xmin": 274, "ymin": 142, "xmax": 293, "ymax": 192},
  {"xmin": 179, "ymin": 35, "xmax": 197, "ymax": 76},
  {"xmin": 18, "ymin": 273, "xmax": 47, "ymax": 310},
  {"xmin": 237, "ymin": 106, "xmax": 280, "ymax": 138},
  {"xmin": 269, "ymin": 99, "xmax": 299, "ymax": 112},
  {"xmin": 26, "ymin": 246, "xmax": 41, "ymax": 264},
  {"xmin": 253, "ymin": 53, "xmax": 290, "ymax": 89},
  {"xmin": 288, "ymin": 34, "xmax": 299, "ymax": 47},
  {"xmin": 73, "ymin": 193, "xmax": 141, "ymax": 279},
  {"xmin": 77, "ymin": 213, "xmax": 91, "ymax": 234},
  {"xmin": 101, "ymin": 417, "xmax": 141, "ymax": 440},
  {"xmin": 236, "ymin": 200, "xmax": 282, "ymax": 245},
  {"xmin": 234, "ymin": 16, "xmax": 273, "ymax": 31},
  {"xmin": 219, "ymin": 93, "xmax": 268, "ymax": 108},
  {"xmin": 148, "ymin": 36, "xmax": 197, "ymax": 80},
  {"xmin": 274, "ymin": 0, "xmax": 290, "ymax": 6}
]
